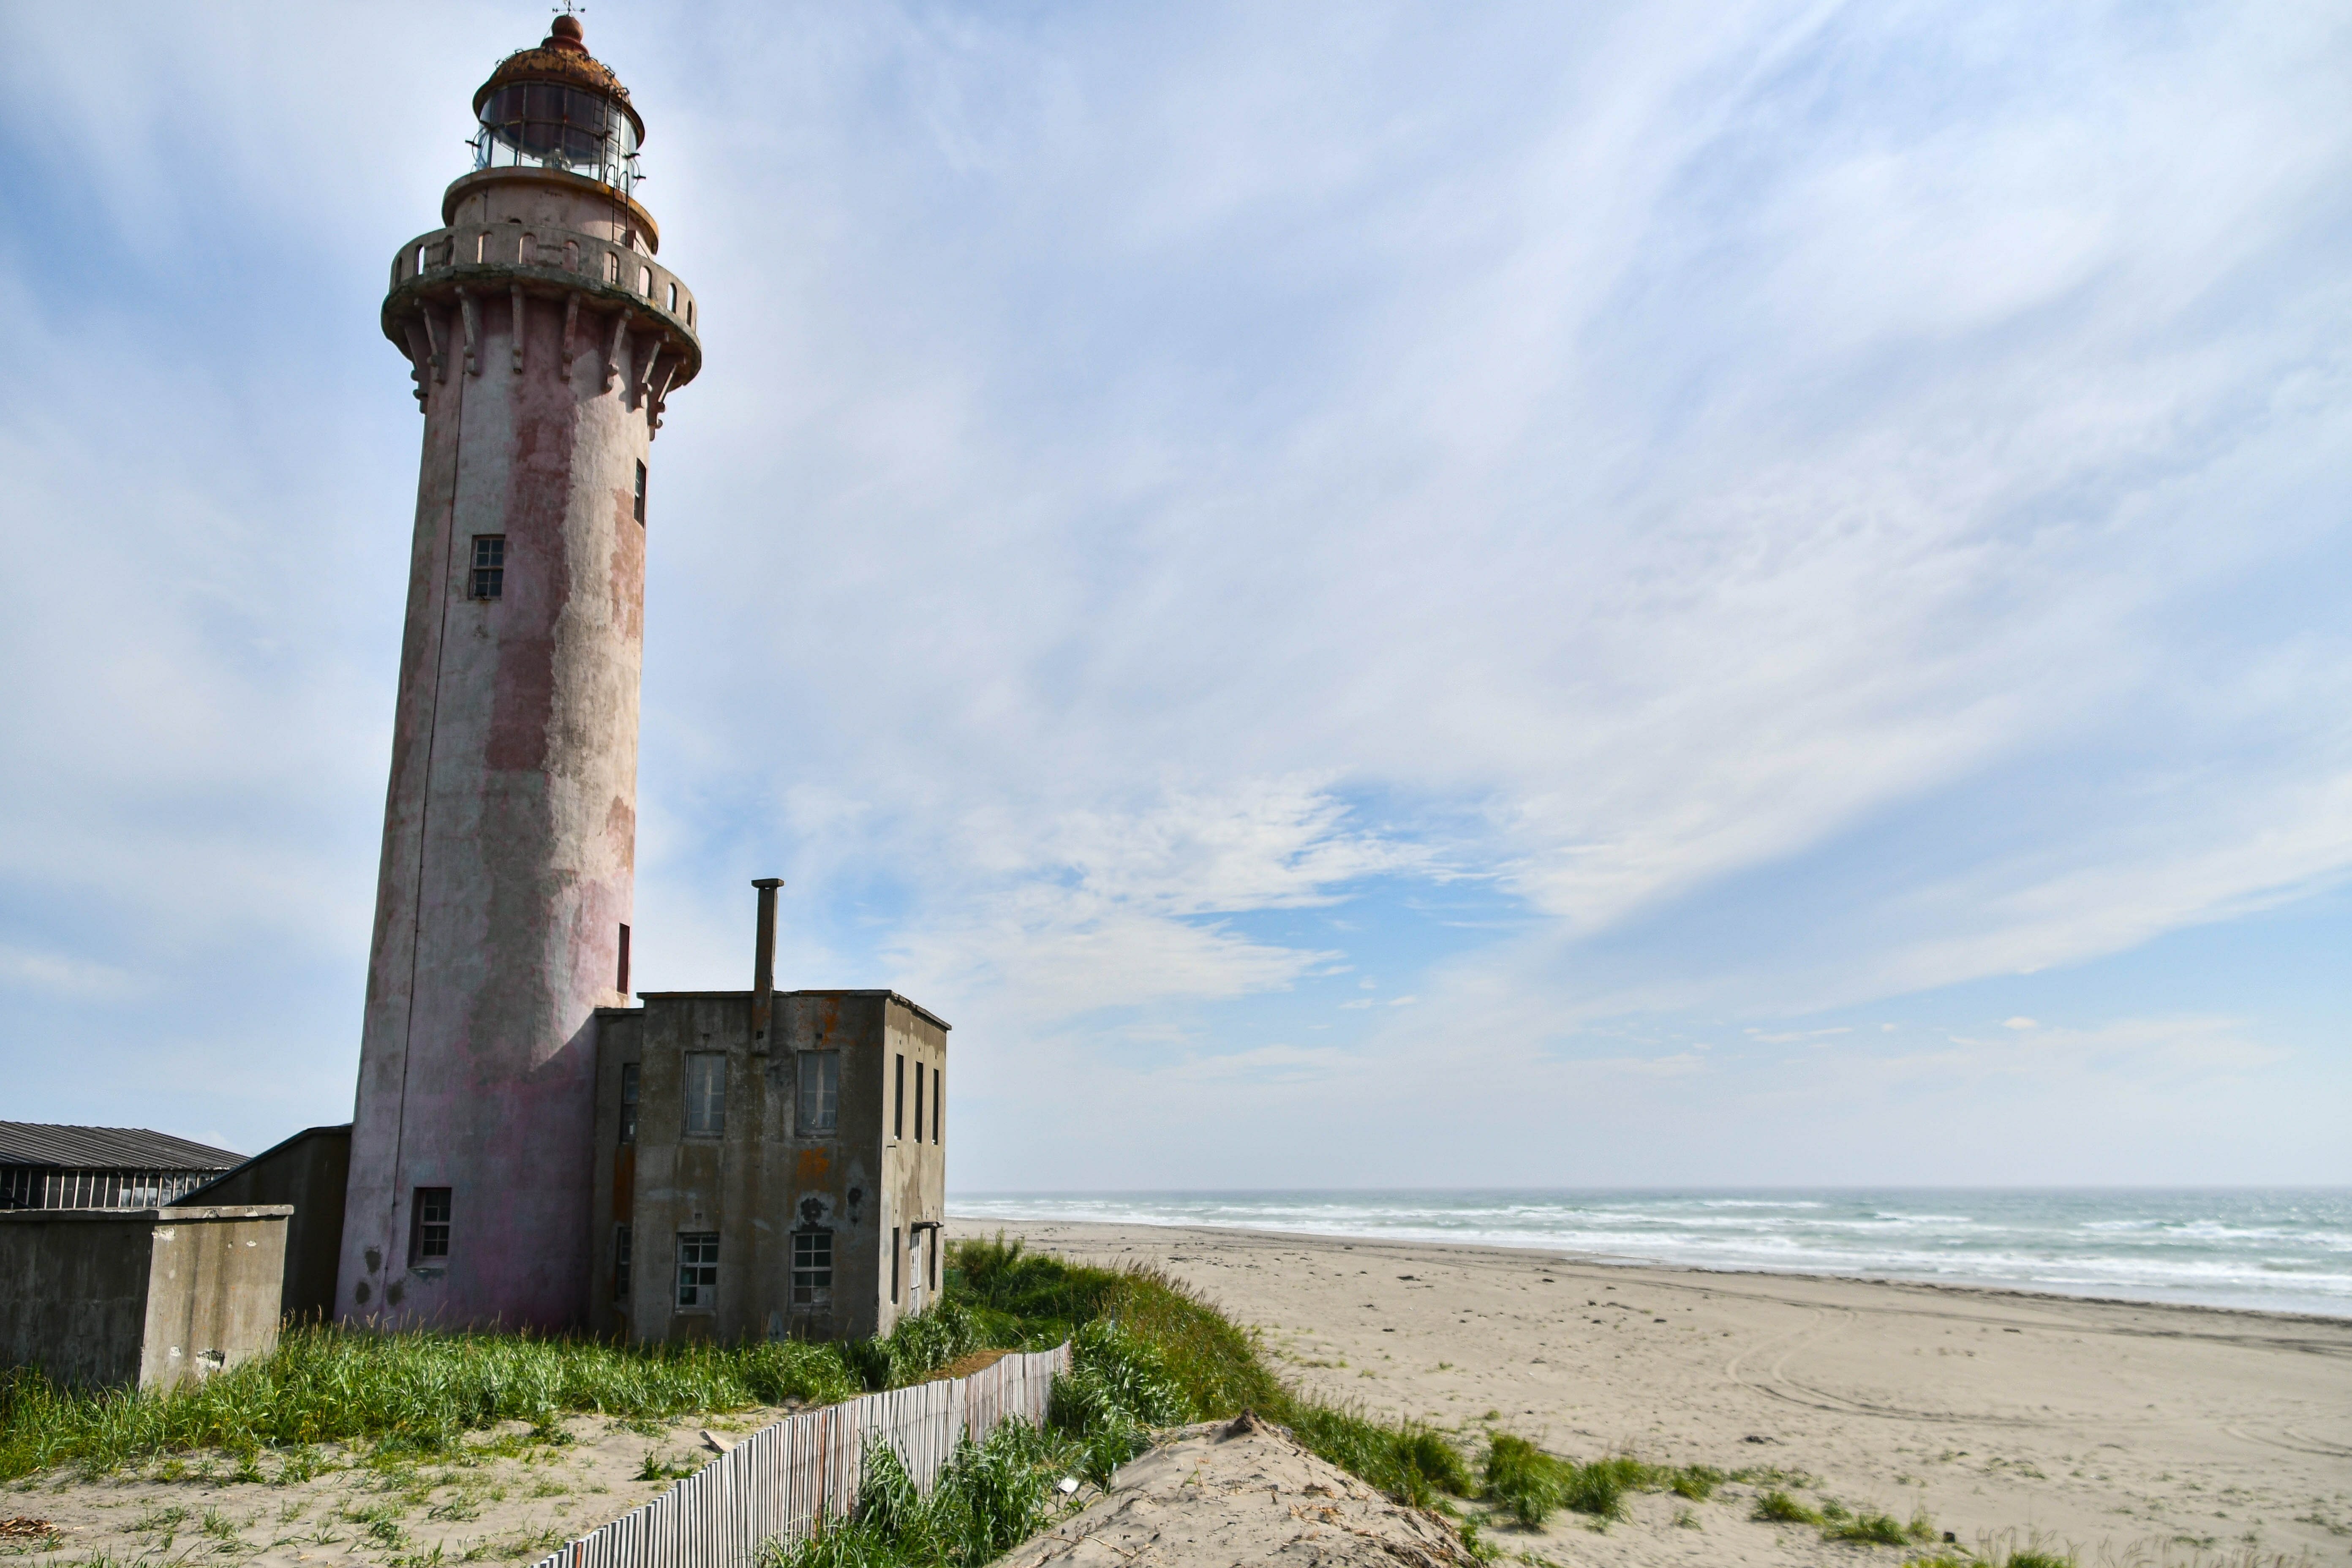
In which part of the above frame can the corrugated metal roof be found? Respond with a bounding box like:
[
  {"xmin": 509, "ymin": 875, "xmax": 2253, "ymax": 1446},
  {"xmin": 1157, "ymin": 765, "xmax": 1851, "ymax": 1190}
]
[{"xmin": 0, "ymin": 1122, "xmax": 245, "ymax": 1171}]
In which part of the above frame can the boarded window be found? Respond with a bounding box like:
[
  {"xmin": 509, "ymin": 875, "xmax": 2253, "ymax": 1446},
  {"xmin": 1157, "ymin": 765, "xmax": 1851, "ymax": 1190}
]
[
  {"xmin": 675, "ymin": 1231, "xmax": 718, "ymax": 1309},
  {"xmin": 619, "ymin": 1062, "xmax": 639, "ymax": 1145},
  {"xmin": 798, "ymin": 1050, "xmax": 838, "ymax": 1135},
  {"xmin": 684, "ymin": 1052, "xmax": 725, "ymax": 1137},
  {"xmin": 891, "ymin": 1225, "xmax": 901, "ymax": 1302},
  {"xmin": 893, "ymin": 1054, "xmax": 904, "ymax": 1140},
  {"xmin": 792, "ymin": 1228, "xmax": 832, "ymax": 1307},
  {"xmin": 614, "ymin": 1223, "xmax": 632, "ymax": 1301},
  {"xmin": 470, "ymin": 535, "xmax": 505, "ymax": 599},
  {"xmin": 616, "ymin": 922, "xmax": 631, "ymax": 993},
  {"xmin": 410, "ymin": 1187, "xmax": 452, "ymax": 1263},
  {"xmin": 914, "ymin": 1062, "xmax": 925, "ymax": 1144},
  {"xmin": 931, "ymin": 1064, "xmax": 941, "ymax": 1143}
]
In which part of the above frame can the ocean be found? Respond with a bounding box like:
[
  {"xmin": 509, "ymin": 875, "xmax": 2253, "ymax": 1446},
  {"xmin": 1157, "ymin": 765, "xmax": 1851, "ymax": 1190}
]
[{"xmin": 953, "ymin": 1189, "xmax": 2352, "ymax": 1318}]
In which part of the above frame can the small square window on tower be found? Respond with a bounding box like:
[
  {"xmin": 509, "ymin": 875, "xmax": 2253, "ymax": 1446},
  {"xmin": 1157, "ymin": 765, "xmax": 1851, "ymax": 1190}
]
[
  {"xmin": 633, "ymin": 461, "xmax": 647, "ymax": 524},
  {"xmin": 470, "ymin": 535, "xmax": 505, "ymax": 599},
  {"xmin": 410, "ymin": 1187, "xmax": 452, "ymax": 1264}
]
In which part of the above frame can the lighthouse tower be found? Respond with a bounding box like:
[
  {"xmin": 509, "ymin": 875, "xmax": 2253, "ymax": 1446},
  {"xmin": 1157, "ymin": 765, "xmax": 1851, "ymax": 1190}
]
[{"xmin": 340, "ymin": 16, "xmax": 700, "ymax": 1328}]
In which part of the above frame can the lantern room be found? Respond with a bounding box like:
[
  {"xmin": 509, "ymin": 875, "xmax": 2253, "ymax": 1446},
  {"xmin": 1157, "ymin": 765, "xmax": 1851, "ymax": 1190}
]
[{"xmin": 469, "ymin": 15, "xmax": 645, "ymax": 197}]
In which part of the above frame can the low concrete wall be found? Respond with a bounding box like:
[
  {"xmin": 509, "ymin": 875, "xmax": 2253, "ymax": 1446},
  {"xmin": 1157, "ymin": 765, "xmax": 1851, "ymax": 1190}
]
[
  {"xmin": 184, "ymin": 1125, "xmax": 349, "ymax": 1323},
  {"xmin": 0, "ymin": 1206, "xmax": 291, "ymax": 1390}
]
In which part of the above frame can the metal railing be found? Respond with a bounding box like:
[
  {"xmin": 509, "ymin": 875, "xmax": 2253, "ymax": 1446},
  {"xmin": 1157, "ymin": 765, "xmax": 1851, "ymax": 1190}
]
[{"xmin": 529, "ymin": 1341, "xmax": 1072, "ymax": 1568}]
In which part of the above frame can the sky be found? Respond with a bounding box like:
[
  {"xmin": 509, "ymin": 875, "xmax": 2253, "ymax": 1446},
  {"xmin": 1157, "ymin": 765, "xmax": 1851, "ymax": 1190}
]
[{"xmin": 1, "ymin": 2, "xmax": 2346, "ymax": 1190}]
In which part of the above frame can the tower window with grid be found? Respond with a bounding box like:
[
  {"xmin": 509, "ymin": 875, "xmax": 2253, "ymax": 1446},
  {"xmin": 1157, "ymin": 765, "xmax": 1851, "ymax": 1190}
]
[
  {"xmin": 675, "ymin": 1231, "xmax": 718, "ymax": 1309},
  {"xmin": 410, "ymin": 1187, "xmax": 452, "ymax": 1264},
  {"xmin": 470, "ymin": 535, "xmax": 505, "ymax": 599}
]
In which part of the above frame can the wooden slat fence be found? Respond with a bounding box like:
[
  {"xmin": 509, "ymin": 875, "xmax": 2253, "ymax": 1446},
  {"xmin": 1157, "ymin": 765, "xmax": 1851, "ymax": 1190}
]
[{"xmin": 528, "ymin": 1343, "xmax": 1070, "ymax": 1568}]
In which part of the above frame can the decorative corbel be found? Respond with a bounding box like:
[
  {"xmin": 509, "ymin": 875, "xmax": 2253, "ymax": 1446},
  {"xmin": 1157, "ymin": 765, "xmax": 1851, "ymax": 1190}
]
[
  {"xmin": 510, "ymin": 285, "xmax": 525, "ymax": 374},
  {"xmin": 419, "ymin": 305, "xmax": 447, "ymax": 384},
  {"xmin": 559, "ymin": 292, "xmax": 580, "ymax": 375},
  {"xmin": 602, "ymin": 307, "xmax": 633, "ymax": 392},
  {"xmin": 401, "ymin": 318, "xmax": 433, "ymax": 409},
  {"xmin": 455, "ymin": 288, "xmax": 481, "ymax": 377},
  {"xmin": 630, "ymin": 332, "xmax": 668, "ymax": 408},
  {"xmin": 645, "ymin": 350, "xmax": 681, "ymax": 436}
]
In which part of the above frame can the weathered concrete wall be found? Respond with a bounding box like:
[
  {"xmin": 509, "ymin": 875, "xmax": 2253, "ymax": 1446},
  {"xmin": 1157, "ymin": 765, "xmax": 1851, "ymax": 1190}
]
[
  {"xmin": 0, "ymin": 1207, "xmax": 290, "ymax": 1389},
  {"xmin": 592, "ymin": 990, "xmax": 949, "ymax": 1345},
  {"xmin": 345, "ymin": 162, "xmax": 689, "ymax": 1331},
  {"xmin": 184, "ymin": 1126, "xmax": 349, "ymax": 1323}
]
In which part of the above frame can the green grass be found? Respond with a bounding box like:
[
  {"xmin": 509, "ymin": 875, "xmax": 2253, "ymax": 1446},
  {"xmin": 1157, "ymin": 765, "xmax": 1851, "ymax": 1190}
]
[
  {"xmin": 0, "ymin": 1315, "xmax": 892, "ymax": 1481},
  {"xmin": 1752, "ymin": 1488, "xmax": 1824, "ymax": 1525},
  {"xmin": 951, "ymin": 1234, "xmax": 1470, "ymax": 1513},
  {"xmin": 1479, "ymin": 1436, "xmax": 1727, "ymax": 1528}
]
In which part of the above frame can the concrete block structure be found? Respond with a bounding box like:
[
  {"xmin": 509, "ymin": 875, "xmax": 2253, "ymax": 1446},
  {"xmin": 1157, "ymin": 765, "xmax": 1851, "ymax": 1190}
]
[
  {"xmin": 588, "ymin": 887, "xmax": 950, "ymax": 1343},
  {"xmin": 340, "ymin": 15, "xmax": 700, "ymax": 1330},
  {"xmin": 0, "ymin": 1206, "xmax": 290, "ymax": 1390}
]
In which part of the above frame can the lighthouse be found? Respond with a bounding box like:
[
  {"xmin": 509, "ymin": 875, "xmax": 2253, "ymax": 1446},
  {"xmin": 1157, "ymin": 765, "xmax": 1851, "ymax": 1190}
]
[{"xmin": 340, "ymin": 16, "xmax": 700, "ymax": 1328}]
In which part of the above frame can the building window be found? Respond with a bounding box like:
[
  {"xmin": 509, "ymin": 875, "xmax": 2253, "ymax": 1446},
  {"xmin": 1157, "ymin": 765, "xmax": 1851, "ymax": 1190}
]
[
  {"xmin": 893, "ymin": 1054, "xmax": 904, "ymax": 1140},
  {"xmin": 891, "ymin": 1225, "xmax": 901, "ymax": 1303},
  {"xmin": 634, "ymin": 460, "xmax": 647, "ymax": 524},
  {"xmin": 927, "ymin": 1227, "xmax": 938, "ymax": 1291},
  {"xmin": 684, "ymin": 1051, "xmax": 725, "ymax": 1137},
  {"xmin": 676, "ymin": 1231, "xmax": 718, "ymax": 1309},
  {"xmin": 792, "ymin": 1228, "xmax": 832, "ymax": 1307},
  {"xmin": 619, "ymin": 1062, "xmax": 639, "ymax": 1145},
  {"xmin": 616, "ymin": 922, "xmax": 631, "ymax": 994},
  {"xmin": 410, "ymin": 1187, "xmax": 452, "ymax": 1264},
  {"xmin": 666, "ymin": 281, "xmax": 679, "ymax": 313},
  {"xmin": 914, "ymin": 1061, "xmax": 924, "ymax": 1144},
  {"xmin": 931, "ymin": 1065, "xmax": 941, "ymax": 1143},
  {"xmin": 614, "ymin": 1223, "xmax": 632, "ymax": 1301},
  {"xmin": 470, "ymin": 535, "xmax": 505, "ymax": 599},
  {"xmin": 798, "ymin": 1050, "xmax": 838, "ymax": 1135}
]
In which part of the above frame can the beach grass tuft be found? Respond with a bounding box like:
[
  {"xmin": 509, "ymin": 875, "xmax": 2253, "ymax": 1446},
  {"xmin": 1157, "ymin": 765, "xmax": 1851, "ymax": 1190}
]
[{"xmin": 1752, "ymin": 1488, "xmax": 1824, "ymax": 1525}]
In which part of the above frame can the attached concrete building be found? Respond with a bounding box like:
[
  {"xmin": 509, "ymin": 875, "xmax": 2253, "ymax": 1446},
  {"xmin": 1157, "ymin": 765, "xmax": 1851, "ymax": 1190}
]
[{"xmin": 588, "ymin": 887, "xmax": 949, "ymax": 1344}]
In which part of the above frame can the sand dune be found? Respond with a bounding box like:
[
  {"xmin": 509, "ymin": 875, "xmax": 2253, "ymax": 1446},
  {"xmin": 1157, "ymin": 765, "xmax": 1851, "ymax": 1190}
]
[{"xmin": 956, "ymin": 1217, "xmax": 2352, "ymax": 1565}]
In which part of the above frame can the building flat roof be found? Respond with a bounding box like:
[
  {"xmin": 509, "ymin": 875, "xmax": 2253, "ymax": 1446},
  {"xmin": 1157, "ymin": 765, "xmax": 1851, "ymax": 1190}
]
[
  {"xmin": 0, "ymin": 1122, "xmax": 245, "ymax": 1171},
  {"xmin": 628, "ymin": 988, "xmax": 953, "ymax": 1033}
]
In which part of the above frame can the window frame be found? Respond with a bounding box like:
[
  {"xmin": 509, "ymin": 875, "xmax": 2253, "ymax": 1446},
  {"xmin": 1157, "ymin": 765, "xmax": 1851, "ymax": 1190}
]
[
  {"xmin": 469, "ymin": 534, "xmax": 505, "ymax": 600},
  {"xmin": 618, "ymin": 1062, "xmax": 639, "ymax": 1146},
  {"xmin": 683, "ymin": 1051, "xmax": 726, "ymax": 1138},
  {"xmin": 791, "ymin": 1228, "xmax": 833, "ymax": 1309},
  {"xmin": 797, "ymin": 1050, "xmax": 839, "ymax": 1136},
  {"xmin": 675, "ymin": 1230, "xmax": 719, "ymax": 1311},
  {"xmin": 409, "ymin": 1186, "xmax": 452, "ymax": 1266},
  {"xmin": 613, "ymin": 1222, "xmax": 632, "ymax": 1302}
]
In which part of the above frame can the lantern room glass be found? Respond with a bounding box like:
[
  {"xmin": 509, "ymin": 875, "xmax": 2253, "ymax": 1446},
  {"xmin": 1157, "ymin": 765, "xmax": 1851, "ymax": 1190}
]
[{"xmin": 474, "ymin": 82, "xmax": 639, "ymax": 196}]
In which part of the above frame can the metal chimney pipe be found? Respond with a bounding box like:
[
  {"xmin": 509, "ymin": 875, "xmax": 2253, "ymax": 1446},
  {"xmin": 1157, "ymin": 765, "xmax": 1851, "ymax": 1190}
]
[{"xmin": 751, "ymin": 877, "xmax": 783, "ymax": 1052}]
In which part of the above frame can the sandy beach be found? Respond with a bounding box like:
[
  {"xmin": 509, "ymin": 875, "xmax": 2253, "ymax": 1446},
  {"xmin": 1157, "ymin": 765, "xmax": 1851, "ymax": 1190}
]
[{"xmin": 953, "ymin": 1216, "xmax": 2352, "ymax": 1565}]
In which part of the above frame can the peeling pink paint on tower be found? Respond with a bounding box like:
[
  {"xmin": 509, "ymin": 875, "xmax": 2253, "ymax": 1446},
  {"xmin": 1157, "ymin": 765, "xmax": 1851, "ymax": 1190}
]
[{"xmin": 340, "ymin": 16, "xmax": 700, "ymax": 1329}]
